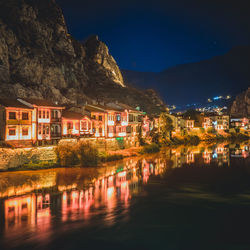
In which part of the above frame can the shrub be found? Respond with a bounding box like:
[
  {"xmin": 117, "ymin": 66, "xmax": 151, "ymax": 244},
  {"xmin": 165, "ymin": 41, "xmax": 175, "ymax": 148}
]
[
  {"xmin": 98, "ymin": 152, "xmax": 124, "ymax": 162},
  {"xmin": 75, "ymin": 141, "xmax": 99, "ymax": 166},
  {"xmin": 235, "ymin": 127, "xmax": 240, "ymax": 133},
  {"xmin": 55, "ymin": 144, "xmax": 79, "ymax": 166},
  {"xmin": 199, "ymin": 127, "xmax": 205, "ymax": 134},
  {"xmin": 140, "ymin": 143, "xmax": 160, "ymax": 154},
  {"xmin": 207, "ymin": 127, "xmax": 217, "ymax": 134}
]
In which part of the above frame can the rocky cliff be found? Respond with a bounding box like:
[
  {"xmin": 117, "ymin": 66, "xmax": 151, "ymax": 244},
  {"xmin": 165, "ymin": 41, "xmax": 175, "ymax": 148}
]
[
  {"xmin": 230, "ymin": 87, "xmax": 250, "ymax": 117},
  {"xmin": 0, "ymin": 0, "xmax": 165, "ymax": 114}
]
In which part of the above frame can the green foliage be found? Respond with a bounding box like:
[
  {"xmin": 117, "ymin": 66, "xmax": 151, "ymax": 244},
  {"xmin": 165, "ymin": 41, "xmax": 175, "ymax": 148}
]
[
  {"xmin": 75, "ymin": 141, "xmax": 99, "ymax": 166},
  {"xmin": 98, "ymin": 152, "xmax": 124, "ymax": 162},
  {"xmin": 207, "ymin": 127, "xmax": 217, "ymax": 134},
  {"xmin": 55, "ymin": 142, "xmax": 125, "ymax": 167},
  {"xmin": 159, "ymin": 112, "xmax": 174, "ymax": 144},
  {"xmin": 199, "ymin": 127, "xmax": 205, "ymax": 134},
  {"xmin": 21, "ymin": 160, "xmax": 56, "ymax": 170},
  {"xmin": 55, "ymin": 144, "xmax": 79, "ymax": 166},
  {"xmin": 235, "ymin": 127, "xmax": 240, "ymax": 133},
  {"xmin": 140, "ymin": 143, "xmax": 160, "ymax": 154}
]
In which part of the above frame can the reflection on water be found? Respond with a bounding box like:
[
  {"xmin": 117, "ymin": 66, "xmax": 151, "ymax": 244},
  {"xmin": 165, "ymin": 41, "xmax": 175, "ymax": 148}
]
[{"xmin": 0, "ymin": 142, "xmax": 249, "ymax": 249}]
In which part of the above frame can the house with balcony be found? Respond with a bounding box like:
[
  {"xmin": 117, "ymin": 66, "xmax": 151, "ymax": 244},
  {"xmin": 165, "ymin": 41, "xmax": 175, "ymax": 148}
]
[
  {"xmin": 18, "ymin": 98, "xmax": 64, "ymax": 144},
  {"xmin": 84, "ymin": 104, "xmax": 108, "ymax": 137},
  {"xmin": 202, "ymin": 113, "xmax": 230, "ymax": 131},
  {"xmin": 62, "ymin": 110, "xmax": 92, "ymax": 137},
  {"xmin": 0, "ymin": 99, "xmax": 34, "ymax": 146},
  {"xmin": 230, "ymin": 116, "xmax": 249, "ymax": 132},
  {"xmin": 85, "ymin": 103, "xmax": 129, "ymax": 138},
  {"xmin": 114, "ymin": 103, "xmax": 143, "ymax": 137}
]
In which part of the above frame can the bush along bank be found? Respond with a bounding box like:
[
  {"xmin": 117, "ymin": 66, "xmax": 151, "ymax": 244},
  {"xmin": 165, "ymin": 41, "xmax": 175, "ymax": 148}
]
[
  {"xmin": 55, "ymin": 141, "xmax": 124, "ymax": 167},
  {"xmin": 139, "ymin": 131, "xmax": 249, "ymax": 153}
]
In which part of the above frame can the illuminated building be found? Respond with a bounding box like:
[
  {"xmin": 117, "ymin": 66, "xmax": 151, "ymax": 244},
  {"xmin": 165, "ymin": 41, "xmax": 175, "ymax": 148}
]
[
  {"xmin": 0, "ymin": 99, "xmax": 34, "ymax": 146},
  {"xmin": 18, "ymin": 98, "xmax": 64, "ymax": 145},
  {"xmin": 62, "ymin": 110, "xmax": 93, "ymax": 137}
]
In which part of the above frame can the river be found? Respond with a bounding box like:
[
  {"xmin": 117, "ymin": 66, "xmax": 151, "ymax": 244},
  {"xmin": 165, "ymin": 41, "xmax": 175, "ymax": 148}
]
[{"xmin": 0, "ymin": 142, "xmax": 250, "ymax": 250}]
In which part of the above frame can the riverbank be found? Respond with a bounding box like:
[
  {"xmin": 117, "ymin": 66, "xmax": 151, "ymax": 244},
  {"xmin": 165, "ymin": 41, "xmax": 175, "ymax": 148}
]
[{"xmin": 0, "ymin": 133, "xmax": 248, "ymax": 172}]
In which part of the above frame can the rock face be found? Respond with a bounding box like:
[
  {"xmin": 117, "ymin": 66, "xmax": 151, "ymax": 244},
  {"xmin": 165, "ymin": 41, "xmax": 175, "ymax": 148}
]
[
  {"xmin": 0, "ymin": 0, "xmax": 165, "ymax": 114},
  {"xmin": 230, "ymin": 87, "xmax": 250, "ymax": 117}
]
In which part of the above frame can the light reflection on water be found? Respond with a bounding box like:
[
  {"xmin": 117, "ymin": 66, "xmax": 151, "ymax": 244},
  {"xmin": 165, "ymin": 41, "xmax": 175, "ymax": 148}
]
[{"xmin": 0, "ymin": 142, "xmax": 249, "ymax": 249}]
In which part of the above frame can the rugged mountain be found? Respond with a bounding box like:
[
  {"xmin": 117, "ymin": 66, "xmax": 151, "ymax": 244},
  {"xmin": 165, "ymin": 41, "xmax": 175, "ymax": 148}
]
[
  {"xmin": 123, "ymin": 46, "xmax": 250, "ymax": 105},
  {"xmin": 0, "ymin": 0, "xmax": 165, "ymax": 115},
  {"xmin": 230, "ymin": 87, "xmax": 250, "ymax": 117}
]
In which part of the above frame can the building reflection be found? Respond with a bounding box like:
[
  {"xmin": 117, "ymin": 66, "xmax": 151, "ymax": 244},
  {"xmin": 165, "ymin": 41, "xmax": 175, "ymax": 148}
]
[
  {"xmin": 1, "ymin": 142, "xmax": 249, "ymax": 246},
  {"xmin": 170, "ymin": 143, "xmax": 250, "ymax": 168}
]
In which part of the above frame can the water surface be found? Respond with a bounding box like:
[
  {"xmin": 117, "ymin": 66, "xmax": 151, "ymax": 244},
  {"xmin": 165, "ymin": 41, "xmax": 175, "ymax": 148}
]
[{"xmin": 0, "ymin": 142, "xmax": 250, "ymax": 250}]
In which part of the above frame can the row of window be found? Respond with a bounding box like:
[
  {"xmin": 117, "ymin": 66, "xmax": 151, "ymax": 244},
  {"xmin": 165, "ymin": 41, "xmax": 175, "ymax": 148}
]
[
  {"xmin": 8, "ymin": 112, "xmax": 29, "ymax": 120},
  {"xmin": 8, "ymin": 127, "xmax": 29, "ymax": 136},
  {"xmin": 92, "ymin": 115, "xmax": 103, "ymax": 121},
  {"xmin": 66, "ymin": 121, "xmax": 91, "ymax": 131},
  {"xmin": 38, "ymin": 110, "xmax": 61, "ymax": 119}
]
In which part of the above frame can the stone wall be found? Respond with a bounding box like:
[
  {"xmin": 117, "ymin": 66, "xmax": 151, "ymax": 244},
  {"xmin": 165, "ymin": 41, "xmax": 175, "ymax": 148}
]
[
  {"xmin": 60, "ymin": 136, "xmax": 139, "ymax": 151},
  {"xmin": 0, "ymin": 146, "xmax": 57, "ymax": 170}
]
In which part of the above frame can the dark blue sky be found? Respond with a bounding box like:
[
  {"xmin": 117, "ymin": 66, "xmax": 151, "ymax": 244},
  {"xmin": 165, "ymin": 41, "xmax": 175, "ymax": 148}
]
[{"xmin": 57, "ymin": 0, "xmax": 250, "ymax": 72}]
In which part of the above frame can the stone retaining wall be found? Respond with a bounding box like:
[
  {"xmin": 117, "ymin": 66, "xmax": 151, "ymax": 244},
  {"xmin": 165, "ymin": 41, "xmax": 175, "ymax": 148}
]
[{"xmin": 0, "ymin": 146, "xmax": 57, "ymax": 170}]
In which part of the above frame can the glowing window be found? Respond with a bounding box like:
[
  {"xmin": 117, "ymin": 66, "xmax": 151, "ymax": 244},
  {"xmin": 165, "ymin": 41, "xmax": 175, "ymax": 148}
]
[
  {"xmin": 81, "ymin": 121, "xmax": 87, "ymax": 130},
  {"xmin": 9, "ymin": 128, "xmax": 16, "ymax": 136},
  {"xmin": 75, "ymin": 122, "xmax": 80, "ymax": 130},
  {"xmin": 39, "ymin": 110, "xmax": 42, "ymax": 119},
  {"xmin": 22, "ymin": 127, "xmax": 29, "ymax": 136},
  {"xmin": 38, "ymin": 124, "xmax": 42, "ymax": 135},
  {"xmin": 22, "ymin": 112, "xmax": 29, "ymax": 120},
  {"xmin": 9, "ymin": 112, "xmax": 16, "ymax": 120}
]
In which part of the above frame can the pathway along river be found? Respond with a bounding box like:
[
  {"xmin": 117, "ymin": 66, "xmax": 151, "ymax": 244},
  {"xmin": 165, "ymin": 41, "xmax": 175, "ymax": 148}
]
[{"xmin": 0, "ymin": 142, "xmax": 250, "ymax": 250}]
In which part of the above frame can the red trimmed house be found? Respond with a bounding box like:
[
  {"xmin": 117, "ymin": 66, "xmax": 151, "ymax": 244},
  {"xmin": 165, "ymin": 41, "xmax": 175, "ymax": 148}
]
[
  {"xmin": 18, "ymin": 98, "xmax": 64, "ymax": 144},
  {"xmin": 0, "ymin": 99, "xmax": 34, "ymax": 147},
  {"xmin": 62, "ymin": 110, "xmax": 92, "ymax": 137}
]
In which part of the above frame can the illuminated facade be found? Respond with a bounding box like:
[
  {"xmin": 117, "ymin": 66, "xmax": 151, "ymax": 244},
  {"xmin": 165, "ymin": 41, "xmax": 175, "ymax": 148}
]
[
  {"xmin": 0, "ymin": 99, "xmax": 34, "ymax": 146},
  {"xmin": 18, "ymin": 98, "xmax": 64, "ymax": 144},
  {"xmin": 202, "ymin": 114, "xmax": 230, "ymax": 131},
  {"xmin": 62, "ymin": 110, "xmax": 93, "ymax": 137}
]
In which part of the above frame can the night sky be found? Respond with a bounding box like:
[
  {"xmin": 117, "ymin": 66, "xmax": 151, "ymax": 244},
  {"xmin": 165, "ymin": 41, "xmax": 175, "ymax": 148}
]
[{"xmin": 57, "ymin": 0, "xmax": 250, "ymax": 72}]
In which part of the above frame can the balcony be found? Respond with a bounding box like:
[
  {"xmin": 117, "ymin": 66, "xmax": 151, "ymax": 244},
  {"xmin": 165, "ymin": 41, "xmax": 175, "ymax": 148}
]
[
  {"xmin": 6, "ymin": 119, "xmax": 32, "ymax": 125},
  {"xmin": 51, "ymin": 133, "xmax": 61, "ymax": 138},
  {"xmin": 51, "ymin": 118, "xmax": 61, "ymax": 122}
]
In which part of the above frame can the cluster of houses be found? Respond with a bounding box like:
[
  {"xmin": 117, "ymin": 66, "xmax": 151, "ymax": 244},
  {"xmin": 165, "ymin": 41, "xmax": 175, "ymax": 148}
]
[
  {"xmin": 0, "ymin": 98, "xmax": 249, "ymax": 147},
  {"xmin": 0, "ymin": 98, "xmax": 148, "ymax": 147}
]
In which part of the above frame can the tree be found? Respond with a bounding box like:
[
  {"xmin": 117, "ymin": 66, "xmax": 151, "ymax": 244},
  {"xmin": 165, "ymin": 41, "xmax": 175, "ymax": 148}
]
[{"xmin": 159, "ymin": 112, "xmax": 174, "ymax": 144}]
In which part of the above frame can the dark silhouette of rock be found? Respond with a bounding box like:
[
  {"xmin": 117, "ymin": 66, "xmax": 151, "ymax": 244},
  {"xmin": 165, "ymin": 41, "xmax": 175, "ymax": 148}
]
[{"xmin": 230, "ymin": 87, "xmax": 250, "ymax": 117}]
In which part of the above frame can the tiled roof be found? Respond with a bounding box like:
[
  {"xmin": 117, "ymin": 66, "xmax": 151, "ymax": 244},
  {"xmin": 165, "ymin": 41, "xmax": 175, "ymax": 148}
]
[
  {"xmin": 0, "ymin": 99, "xmax": 33, "ymax": 109},
  {"xmin": 62, "ymin": 110, "xmax": 86, "ymax": 120},
  {"xmin": 20, "ymin": 98, "xmax": 64, "ymax": 108}
]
